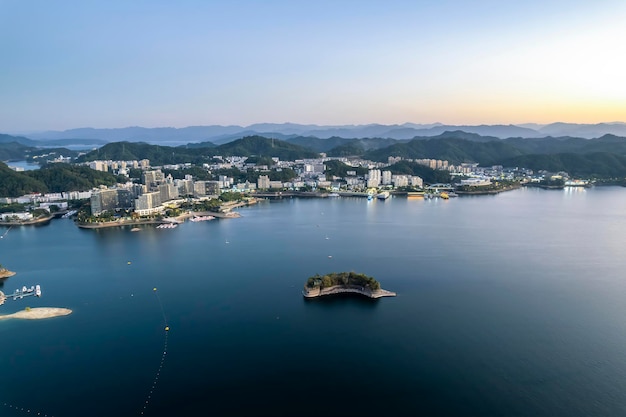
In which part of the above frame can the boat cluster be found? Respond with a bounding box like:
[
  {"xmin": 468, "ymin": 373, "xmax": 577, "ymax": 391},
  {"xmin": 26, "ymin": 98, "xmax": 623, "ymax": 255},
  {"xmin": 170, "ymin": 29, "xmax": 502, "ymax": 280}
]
[
  {"xmin": 190, "ymin": 215, "xmax": 215, "ymax": 222},
  {"xmin": 0, "ymin": 285, "xmax": 42, "ymax": 304},
  {"xmin": 156, "ymin": 223, "xmax": 178, "ymax": 229}
]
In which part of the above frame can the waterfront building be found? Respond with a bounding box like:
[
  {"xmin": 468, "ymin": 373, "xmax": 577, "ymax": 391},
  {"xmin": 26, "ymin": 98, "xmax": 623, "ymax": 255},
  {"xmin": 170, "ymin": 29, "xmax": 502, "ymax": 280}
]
[
  {"xmin": 382, "ymin": 170, "xmax": 392, "ymax": 185},
  {"xmin": 410, "ymin": 176, "xmax": 424, "ymax": 188},
  {"xmin": 367, "ymin": 169, "xmax": 381, "ymax": 188},
  {"xmin": 176, "ymin": 179, "xmax": 194, "ymax": 197},
  {"xmin": 269, "ymin": 180, "xmax": 283, "ymax": 189},
  {"xmin": 158, "ymin": 183, "xmax": 179, "ymax": 203},
  {"xmin": 393, "ymin": 175, "xmax": 409, "ymax": 187},
  {"xmin": 0, "ymin": 212, "xmax": 33, "ymax": 221},
  {"xmin": 134, "ymin": 191, "xmax": 162, "ymax": 216},
  {"xmin": 91, "ymin": 189, "xmax": 119, "ymax": 216},
  {"xmin": 460, "ymin": 177, "xmax": 492, "ymax": 186},
  {"xmin": 116, "ymin": 189, "xmax": 134, "ymax": 210},
  {"xmin": 258, "ymin": 175, "xmax": 270, "ymax": 190}
]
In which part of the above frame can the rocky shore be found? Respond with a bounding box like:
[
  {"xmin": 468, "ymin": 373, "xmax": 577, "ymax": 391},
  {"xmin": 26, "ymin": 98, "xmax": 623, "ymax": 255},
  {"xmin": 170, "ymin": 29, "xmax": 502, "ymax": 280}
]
[{"xmin": 303, "ymin": 285, "xmax": 396, "ymax": 299}]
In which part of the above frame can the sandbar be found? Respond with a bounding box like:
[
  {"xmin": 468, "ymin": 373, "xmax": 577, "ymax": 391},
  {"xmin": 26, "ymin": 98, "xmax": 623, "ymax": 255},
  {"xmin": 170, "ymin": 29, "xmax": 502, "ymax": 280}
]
[{"xmin": 0, "ymin": 307, "xmax": 72, "ymax": 320}]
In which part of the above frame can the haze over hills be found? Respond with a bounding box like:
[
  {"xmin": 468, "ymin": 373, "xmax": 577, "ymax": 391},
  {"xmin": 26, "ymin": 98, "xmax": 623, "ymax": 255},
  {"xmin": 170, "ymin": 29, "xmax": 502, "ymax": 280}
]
[{"xmin": 20, "ymin": 122, "xmax": 626, "ymax": 144}]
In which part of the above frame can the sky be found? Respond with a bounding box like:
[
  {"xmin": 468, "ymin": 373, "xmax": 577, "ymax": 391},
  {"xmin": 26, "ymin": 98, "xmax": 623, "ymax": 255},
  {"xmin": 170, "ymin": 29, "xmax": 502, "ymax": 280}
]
[{"xmin": 1, "ymin": 0, "xmax": 625, "ymax": 132}]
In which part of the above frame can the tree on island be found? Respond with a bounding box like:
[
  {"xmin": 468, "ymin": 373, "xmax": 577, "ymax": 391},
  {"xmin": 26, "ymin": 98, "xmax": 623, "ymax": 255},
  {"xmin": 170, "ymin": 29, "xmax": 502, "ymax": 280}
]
[{"xmin": 306, "ymin": 272, "xmax": 380, "ymax": 291}]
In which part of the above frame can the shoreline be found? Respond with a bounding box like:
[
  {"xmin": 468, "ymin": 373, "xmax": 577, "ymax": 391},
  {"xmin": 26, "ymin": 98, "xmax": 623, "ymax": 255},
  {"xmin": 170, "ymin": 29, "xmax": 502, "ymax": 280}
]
[
  {"xmin": 76, "ymin": 209, "xmax": 242, "ymax": 229},
  {"xmin": 302, "ymin": 285, "xmax": 396, "ymax": 299},
  {"xmin": 456, "ymin": 184, "xmax": 522, "ymax": 196},
  {"xmin": 0, "ymin": 215, "xmax": 53, "ymax": 227}
]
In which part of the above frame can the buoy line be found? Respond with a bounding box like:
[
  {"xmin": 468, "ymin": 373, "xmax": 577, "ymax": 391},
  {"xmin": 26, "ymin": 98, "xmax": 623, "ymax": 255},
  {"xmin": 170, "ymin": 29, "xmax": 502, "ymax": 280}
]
[
  {"xmin": 2, "ymin": 402, "xmax": 54, "ymax": 416},
  {"xmin": 3, "ymin": 288, "xmax": 171, "ymax": 417},
  {"xmin": 140, "ymin": 288, "xmax": 170, "ymax": 415}
]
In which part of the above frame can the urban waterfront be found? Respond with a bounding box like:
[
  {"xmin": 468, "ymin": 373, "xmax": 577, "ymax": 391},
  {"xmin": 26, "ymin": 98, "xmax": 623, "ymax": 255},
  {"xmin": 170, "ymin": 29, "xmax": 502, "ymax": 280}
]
[{"xmin": 2, "ymin": 187, "xmax": 626, "ymax": 416}]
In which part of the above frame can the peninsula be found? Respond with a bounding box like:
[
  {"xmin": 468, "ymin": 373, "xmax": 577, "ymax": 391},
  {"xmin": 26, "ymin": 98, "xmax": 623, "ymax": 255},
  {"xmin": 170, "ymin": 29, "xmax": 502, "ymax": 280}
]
[
  {"xmin": 303, "ymin": 272, "xmax": 396, "ymax": 299},
  {"xmin": 0, "ymin": 265, "xmax": 16, "ymax": 279},
  {"xmin": 0, "ymin": 307, "xmax": 72, "ymax": 320}
]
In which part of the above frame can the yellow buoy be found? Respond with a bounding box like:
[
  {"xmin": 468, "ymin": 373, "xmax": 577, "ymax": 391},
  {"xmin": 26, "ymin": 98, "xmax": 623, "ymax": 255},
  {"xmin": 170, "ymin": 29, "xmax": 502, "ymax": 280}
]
[
  {"xmin": 153, "ymin": 288, "xmax": 157, "ymax": 291},
  {"xmin": 127, "ymin": 261, "xmax": 131, "ymax": 265},
  {"xmin": 165, "ymin": 326, "xmax": 169, "ymax": 331}
]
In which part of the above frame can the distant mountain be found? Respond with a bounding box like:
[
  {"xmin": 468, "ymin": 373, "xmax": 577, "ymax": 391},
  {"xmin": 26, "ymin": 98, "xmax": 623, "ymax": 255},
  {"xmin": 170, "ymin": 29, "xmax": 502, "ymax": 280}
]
[
  {"xmin": 19, "ymin": 122, "xmax": 626, "ymax": 147},
  {"xmin": 0, "ymin": 142, "xmax": 36, "ymax": 161},
  {"xmin": 0, "ymin": 133, "xmax": 38, "ymax": 146},
  {"xmin": 77, "ymin": 136, "xmax": 319, "ymax": 165},
  {"xmin": 538, "ymin": 123, "xmax": 626, "ymax": 139},
  {"xmin": 19, "ymin": 123, "xmax": 540, "ymax": 143}
]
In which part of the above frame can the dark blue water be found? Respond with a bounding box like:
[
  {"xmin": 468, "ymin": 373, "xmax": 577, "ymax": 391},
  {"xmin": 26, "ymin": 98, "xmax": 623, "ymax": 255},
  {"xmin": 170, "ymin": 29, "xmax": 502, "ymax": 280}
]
[{"xmin": 2, "ymin": 187, "xmax": 626, "ymax": 416}]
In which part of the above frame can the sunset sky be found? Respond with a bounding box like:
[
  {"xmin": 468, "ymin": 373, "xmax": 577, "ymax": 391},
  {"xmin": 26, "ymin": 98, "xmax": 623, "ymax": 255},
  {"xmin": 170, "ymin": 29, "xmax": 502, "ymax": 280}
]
[{"xmin": 1, "ymin": 0, "xmax": 625, "ymax": 132}]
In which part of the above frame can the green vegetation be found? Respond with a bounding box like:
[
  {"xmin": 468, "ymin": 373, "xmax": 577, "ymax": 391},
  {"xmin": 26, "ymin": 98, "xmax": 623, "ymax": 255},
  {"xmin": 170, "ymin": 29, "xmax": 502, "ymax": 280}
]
[
  {"xmin": 536, "ymin": 177, "xmax": 565, "ymax": 188},
  {"xmin": 324, "ymin": 160, "xmax": 368, "ymax": 177},
  {"xmin": 0, "ymin": 162, "xmax": 48, "ymax": 196},
  {"xmin": 0, "ymin": 202, "xmax": 28, "ymax": 213},
  {"xmin": 327, "ymin": 142, "xmax": 366, "ymax": 157},
  {"xmin": 306, "ymin": 272, "xmax": 380, "ymax": 291},
  {"xmin": 387, "ymin": 160, "xmax": 451, "ymax": 183},
  {"xmin": 0, "ymin": 142, "xmax": 35, "ymax": 160},
  {"xmin": 499, "ymin": 152, "xmax": 626, "ymax": 178},
  {"xmin": 217, "ymin": 136, "xmax": 319, "ymax": 160},
  {"xmin": 77, "ymin": 136, "xmax": 319, "ymax": 166},
  {"xmin": 27, "ymin": 163, "xmax": 121, "ymax": 193},
  {"xmin": 76, "ymin": 142, "xmax": 211, "ymax": 165},
  {"xmin": 363, "ymin": 137, "xmax": 524, "ymax": 165},
  {"xmin": 0, "ymin": 162, "xmax": 122, "ymax": 197}
]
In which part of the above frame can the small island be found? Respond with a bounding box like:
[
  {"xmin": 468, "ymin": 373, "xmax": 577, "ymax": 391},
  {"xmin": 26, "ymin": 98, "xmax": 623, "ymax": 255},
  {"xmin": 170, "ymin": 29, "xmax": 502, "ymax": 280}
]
[
  {"xmin": 303, "ymin": 272, "xmax": 396, "ymax": 299},
  {"xmin": 0, "ymin": 264, "xmax": 16, "ymax": 279},
  {"xmin": 0, "ymin": 307, "xmax": 72, "ymax": 320}
]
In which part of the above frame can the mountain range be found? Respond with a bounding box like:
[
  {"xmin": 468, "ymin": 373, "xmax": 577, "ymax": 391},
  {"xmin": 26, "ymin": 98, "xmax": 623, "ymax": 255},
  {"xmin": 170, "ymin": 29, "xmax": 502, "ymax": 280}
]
[{"xmin": 18, "ymin": 122, "xmax": 626, "ymax": 144}]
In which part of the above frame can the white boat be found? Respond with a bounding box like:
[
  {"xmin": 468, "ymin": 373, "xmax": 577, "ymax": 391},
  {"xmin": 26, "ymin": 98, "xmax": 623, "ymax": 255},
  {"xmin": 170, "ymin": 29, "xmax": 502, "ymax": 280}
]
[
  {"xmin": 190, "ymin": 215, "xmax": 216, "ymax": 222},
  {"xmin": 377, "ymin": 191, "xmax": 390, "ymax": 200}
]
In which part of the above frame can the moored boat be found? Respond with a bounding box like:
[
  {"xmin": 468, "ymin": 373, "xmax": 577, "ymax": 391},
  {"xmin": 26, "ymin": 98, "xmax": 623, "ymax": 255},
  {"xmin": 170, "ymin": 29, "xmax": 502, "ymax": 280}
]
[{"xmin": 377, "ymin": 191, "xmax": 390, "ymax": 200}]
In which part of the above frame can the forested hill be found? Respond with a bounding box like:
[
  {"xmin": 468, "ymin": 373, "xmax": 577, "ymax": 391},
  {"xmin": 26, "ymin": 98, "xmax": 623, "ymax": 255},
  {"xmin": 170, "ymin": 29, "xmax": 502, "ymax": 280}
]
[
  {"xmin": 0, "ymin": 163, "xmax": 121, "ymax": 197},
  {"xmin": 0, "ymin": 133, "xmax": 38, "ymax": 146},
  {"xmin": 78, "ymin": 136, "xmax": 319, "ymax": 165},
  {"xmin": 363, "ymin": 137, "xmax": 525, "ymax": 165},
  {"xmin": 0, "ymin": 162, "xmax": 48, "ymax": 197},
  {"xmin": 216, "ymin": 136, "xmax": 319, "ymax": 160},
  {"xmin": 499, "ymin": 153, "xmax": 626, "ymax": 178}
]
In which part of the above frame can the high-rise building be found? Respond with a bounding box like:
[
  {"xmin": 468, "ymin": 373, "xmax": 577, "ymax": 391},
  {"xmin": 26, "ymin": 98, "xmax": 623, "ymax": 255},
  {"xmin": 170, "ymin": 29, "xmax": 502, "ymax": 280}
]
[
  {"xmin": 90, "ymin": 189, "xmax": 118, "ymax": 216},
  {"xmin": 382, "ymin": 170, "xmax": 392, "ymax": 185},
  {"xmin": 367, "ymin": 169, "xmax": 381, "ymax": 188},
  {"xmin": 258, "ymin": 175, "xmax": 270, "ymax": 190}
]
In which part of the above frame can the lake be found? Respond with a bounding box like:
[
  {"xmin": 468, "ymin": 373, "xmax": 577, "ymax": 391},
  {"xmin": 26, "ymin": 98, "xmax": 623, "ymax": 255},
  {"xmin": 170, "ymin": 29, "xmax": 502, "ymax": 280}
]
[{"xmin": 2, "ymin": 187, "xmax": 626, "ymax": 416}]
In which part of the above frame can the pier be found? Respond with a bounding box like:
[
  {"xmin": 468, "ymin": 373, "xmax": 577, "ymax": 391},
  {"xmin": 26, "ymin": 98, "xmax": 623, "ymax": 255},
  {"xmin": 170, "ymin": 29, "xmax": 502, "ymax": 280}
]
[{"xmin": 0, "ymin": 285, "xmax": 41, "ymax": 305}]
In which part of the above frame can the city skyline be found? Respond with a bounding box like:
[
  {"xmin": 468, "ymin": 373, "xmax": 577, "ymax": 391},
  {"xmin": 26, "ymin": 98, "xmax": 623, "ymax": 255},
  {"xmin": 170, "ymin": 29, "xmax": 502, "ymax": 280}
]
[{"xmin": 1, "ymin": 0, "xmax": 625, "ymax": 132}]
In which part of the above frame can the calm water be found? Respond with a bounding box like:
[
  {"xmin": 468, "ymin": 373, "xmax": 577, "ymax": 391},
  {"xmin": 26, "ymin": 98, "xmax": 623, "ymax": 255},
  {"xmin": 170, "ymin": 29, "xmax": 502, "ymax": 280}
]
[
  {"xmin": 6, "ymin": 160, "xmax": 40, "ymax": 171},
  {"xmin": 2, "ymin": 187, "xmax": 626, "ymax": 416}
]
